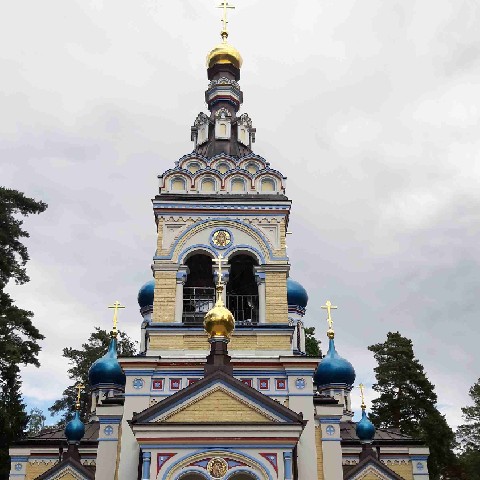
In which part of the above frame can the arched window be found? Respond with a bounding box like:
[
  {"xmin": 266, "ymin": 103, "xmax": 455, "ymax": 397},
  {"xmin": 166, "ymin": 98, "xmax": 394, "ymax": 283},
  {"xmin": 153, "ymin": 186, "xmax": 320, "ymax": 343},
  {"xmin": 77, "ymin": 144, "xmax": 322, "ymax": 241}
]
[
  {"xmin": 171, "ymin": 177, "xmax": 186, "ymax": 191},
  {"xmin": 183, "ymin": 254, "xmax": 215, "ymax": 325},
  {"xmin": 217, "ymin": 162, "xmax": 229, "ymax": 174},
  {"xmin": 231, "ymin": 178, "xmax": 246, "ymax": 192},
  {"xmin": 260, "ymin": 178, "xmax": 275, "ymax": 192},
  {"xmin": 201, "ymin": 178, "xmax": 216, "ymax": 192},
  {"xmin": 226, "ymin": 254, "xmax": 259, "ymax": 325},
  {"xmin": 188, "ymin": 162, "xmax": 200, "ymax": 174},
  {"xmin": 246, "ymin": 162, "xmax": 259, "ymax": 174}
]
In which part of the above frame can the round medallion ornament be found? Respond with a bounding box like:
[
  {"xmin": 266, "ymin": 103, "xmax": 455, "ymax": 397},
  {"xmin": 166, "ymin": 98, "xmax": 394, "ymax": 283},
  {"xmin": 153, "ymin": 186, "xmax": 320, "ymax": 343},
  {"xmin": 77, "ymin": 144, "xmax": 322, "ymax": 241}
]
[
  {"xmin": 104, "ymin": 425, "xmax": 114, "ymax": 436},
  {"xmin": 207, "ymin": 457, "xmax": 228, "ymax": 478},
  {"xmin": 326, "ymin": 425, "xmax": 335, "ymax": 436},
  {"xmin": 417, "ymin": 462, "xmax": 424, "ymax": 471},
  {"xmin": 295, "ymin": 378, "xmax": 306, "ymax": 390},
  {"xmin": 211, "ymin": 229, "xmax": 232, "ymax": 248},
  {"xmin": 133, "ymin": 378, "xmax": 144, "ymax": 389},
  {"xmin": 14, "ymin": 463, "xmax": 22, "ymax": 471}
]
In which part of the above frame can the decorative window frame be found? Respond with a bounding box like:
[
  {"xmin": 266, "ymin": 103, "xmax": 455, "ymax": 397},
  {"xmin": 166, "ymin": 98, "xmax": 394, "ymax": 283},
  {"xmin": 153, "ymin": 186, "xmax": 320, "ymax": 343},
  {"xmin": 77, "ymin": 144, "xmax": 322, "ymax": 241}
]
[
  {"xmin": 170, "ymin": 176, "xmax": 187, "ymax": 192},
  {"xmin": 199, "ymin": 177, "xmax": 218, "ymax": 193},
  {"xmin": 275, "ymin": 378, "xmax": 287, "ymax": 390},
  {"xmin": 169, "ymin": 378, "xmax": 182, "ymax": 390},
  {"xmin": 258, "ymin": 378, "xmax": 270, "ymax": 390},
  {"xmin": 151, "ymin": 378, "xmax": 165, "ymax": 391}
]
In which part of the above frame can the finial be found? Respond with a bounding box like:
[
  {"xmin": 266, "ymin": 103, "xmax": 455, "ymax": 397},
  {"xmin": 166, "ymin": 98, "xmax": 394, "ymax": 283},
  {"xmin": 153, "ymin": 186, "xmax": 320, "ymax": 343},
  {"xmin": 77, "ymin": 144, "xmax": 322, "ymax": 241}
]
[
  {"xmin": 75, "ymin": 383, "xmax": 84, "ymax": 410},
  {"xmin": 212, "ymin": 254, "xmax": 226, "ymax": 305},
  {"xmin": 217, "ymin": 1, "xmax": 235, "ymax": 42},
  {"xmin": 321, "ymin": 300, "xmax": 337, "ymax": 339},
  {"xmin": 108, "ymin": 301, "xmax": 125, "ymax": 337},
  {"xmin": 359, "ymin": 383, "xmax": 366, "ymax": 410}
]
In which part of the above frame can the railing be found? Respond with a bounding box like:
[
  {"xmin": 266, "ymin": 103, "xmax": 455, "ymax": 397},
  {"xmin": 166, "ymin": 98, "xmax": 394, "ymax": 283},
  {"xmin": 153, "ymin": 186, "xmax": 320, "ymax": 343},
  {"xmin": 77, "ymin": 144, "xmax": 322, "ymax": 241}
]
[
  {"xmin": 227, "ymin": 294, "xmax": 259, "ymax": 325},
  {"xmin": 182, "ymin": 287, "xmax": 259, "ymax": 325},
  {"xmin": 182, "ymin": 287, "xmax": 215, "ymax": 325}
]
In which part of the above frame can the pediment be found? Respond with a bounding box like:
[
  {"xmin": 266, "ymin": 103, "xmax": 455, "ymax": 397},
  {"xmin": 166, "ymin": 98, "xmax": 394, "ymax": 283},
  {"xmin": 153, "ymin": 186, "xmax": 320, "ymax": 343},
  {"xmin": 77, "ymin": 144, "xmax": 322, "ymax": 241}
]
[
  {"xmin": 344, "ymin": 456, "xmax": 405, "ymax": 480},
  {"xmin": 131, "ymin": 370, "xmax": 304, "ymax": 426},
  {"xmin": 34, "ymin": 458, "xmax": 94, "ymax": 480}
]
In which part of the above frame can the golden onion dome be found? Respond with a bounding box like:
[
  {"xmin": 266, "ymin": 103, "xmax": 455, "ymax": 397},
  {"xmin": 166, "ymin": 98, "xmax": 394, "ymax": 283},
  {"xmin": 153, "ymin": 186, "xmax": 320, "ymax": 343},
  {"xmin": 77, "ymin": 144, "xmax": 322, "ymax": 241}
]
[
  {"xmin": 206, "ymin": 40, "xmax": 243, "ymax": 70},
  {"xmin": 204, "ymin": 285, "xmax": 235, "ymax": 339}
]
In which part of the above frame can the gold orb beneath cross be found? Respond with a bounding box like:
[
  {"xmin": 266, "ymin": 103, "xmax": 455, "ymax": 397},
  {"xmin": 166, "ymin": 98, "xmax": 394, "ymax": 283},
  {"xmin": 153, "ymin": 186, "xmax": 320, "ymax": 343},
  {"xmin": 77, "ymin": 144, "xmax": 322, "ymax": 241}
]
[
  {"xmin": 204, "ymin": 300, "xmax": 235, "ymax": 339},
  {"xmin": 206, "ymin": 42, "xmax": 243, "ymax": 69}
]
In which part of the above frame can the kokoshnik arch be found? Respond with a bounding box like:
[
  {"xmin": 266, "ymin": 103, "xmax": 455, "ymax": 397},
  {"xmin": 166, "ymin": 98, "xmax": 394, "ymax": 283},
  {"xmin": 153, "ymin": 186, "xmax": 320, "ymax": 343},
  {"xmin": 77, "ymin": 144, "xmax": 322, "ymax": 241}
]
[{"xmin": 9, "ymin": 3, "xmax": 430, "ymax": 480}]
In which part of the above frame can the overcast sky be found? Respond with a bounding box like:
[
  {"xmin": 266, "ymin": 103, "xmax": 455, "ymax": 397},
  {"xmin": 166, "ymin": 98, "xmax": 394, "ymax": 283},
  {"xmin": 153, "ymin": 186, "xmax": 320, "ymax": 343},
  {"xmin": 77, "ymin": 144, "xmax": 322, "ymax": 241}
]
[{"xmin": 2, "ymin": 0, "xmax": 480, "ymax": 429}]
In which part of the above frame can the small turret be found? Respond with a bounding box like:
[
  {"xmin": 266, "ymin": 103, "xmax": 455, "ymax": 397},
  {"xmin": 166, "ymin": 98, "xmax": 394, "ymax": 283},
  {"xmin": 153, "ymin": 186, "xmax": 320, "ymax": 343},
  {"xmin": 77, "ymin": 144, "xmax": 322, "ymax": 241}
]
[{"xmin": 356, "ymin": 384, "xmax": 376, "ymax": 444}]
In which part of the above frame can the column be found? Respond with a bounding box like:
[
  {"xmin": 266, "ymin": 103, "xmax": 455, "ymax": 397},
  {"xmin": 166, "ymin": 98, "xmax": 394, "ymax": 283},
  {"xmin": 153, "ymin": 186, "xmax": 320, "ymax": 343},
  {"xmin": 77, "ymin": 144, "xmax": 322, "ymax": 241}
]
[
  {"xmin": 174, "ymin": 266, "xmax": 189, "ymax": 323},
  {"xmin": 283, "ymin": 451, "xmax": 293, "ymax": 480},
  {"xmin": 141, "ymin": 451, "xmax": 151, "ymax": 480},
  {"xmin": 298, "ymin": 320, "xmax": 306, "ymax": 353},
  {"xmin": 254, "ymin": 268, "xmax": 266, "ymax": 323}
]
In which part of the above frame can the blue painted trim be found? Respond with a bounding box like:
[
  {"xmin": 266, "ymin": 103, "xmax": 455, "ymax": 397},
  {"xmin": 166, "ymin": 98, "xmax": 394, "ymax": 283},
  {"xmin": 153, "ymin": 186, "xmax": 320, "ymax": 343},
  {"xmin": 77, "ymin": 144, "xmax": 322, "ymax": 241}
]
[
  {"xmin": 153, "ymin": 217, "xmax": 288, "ymax": 262},
  {"xmin": 321, "ymin": 438, "xmax": 342, "ymax": 441},
  {"xmin": 124, "ymin": 370, "xmax": 155, "ymax": 376},
  {"xmin": 411, "ymin": 456, "xmax": 429, "ymax": 460},
  {"xmin": 99, "ymin": 418, "xmax": 122, "ymax": 424},
  {"xmin": 163, "ymin": 448, "xmax": 273, "ymax": 480},
  {"xmin": 138, "ymin": 443, "xmax": 296, "ymax": 450},
  {"xmin": 319, "ymin": 419, "xmax": 341, "ymax": 424},
  {"xmin": 283, "ymin": 451, "xmax": 293, "ymax": 480},
  {"xmin": 10, "ymin": 457, "xmax": 29, "ymax": 462},
  {"xmin": 124, "ymin": 393, "xmax": 170, "ymax": 397},
  {"xmin": 98, "ymin": 438, "xmax": 119, "ymax": 442},
  {"xmin": 284, "ymin": 370, "xmax": 315, "ymax": 376}
]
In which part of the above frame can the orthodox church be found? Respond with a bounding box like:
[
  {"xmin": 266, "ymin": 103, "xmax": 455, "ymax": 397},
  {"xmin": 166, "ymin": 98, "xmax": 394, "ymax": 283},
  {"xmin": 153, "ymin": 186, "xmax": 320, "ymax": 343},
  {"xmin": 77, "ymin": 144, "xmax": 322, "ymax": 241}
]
[{"xmin": 10, "ymin": 5, "xmax": 430, "ymax": 480}]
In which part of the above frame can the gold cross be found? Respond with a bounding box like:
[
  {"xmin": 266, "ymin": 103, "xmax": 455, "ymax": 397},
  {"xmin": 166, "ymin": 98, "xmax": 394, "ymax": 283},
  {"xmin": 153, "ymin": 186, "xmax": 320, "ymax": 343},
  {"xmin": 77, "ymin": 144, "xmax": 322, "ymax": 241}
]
[
  {"xmin": 217, "ymin": 1, "xmax": 235, "ymax": 40},
  {"xmin": 359, "ymin": 383, "xmax": 366, "ymax": 408},
  {"xmin": 108, "ymin": 300, "xmax": 125, "ymax": 333},
  {"xmin": 212, "ymin": 253, "xmax": 225, "ymax": 286},
  {"xmin": 321, "ymin": 300, "xmax": 337, "ymax": 330},
  {"xmin": 75, "ymin": 383, "xmax": 84, "ymax": 409}
]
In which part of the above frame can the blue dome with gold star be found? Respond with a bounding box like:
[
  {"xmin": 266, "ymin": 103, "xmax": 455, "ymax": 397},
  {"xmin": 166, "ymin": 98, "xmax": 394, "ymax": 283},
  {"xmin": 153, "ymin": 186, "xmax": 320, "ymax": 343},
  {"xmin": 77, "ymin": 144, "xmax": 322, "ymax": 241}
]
[
  {"xmin": 138, "ymin": 280, "xmax": 155, "ymax": 309},
  {"xmin": 356, "ymin": 409, "xmax": 376, "ymax": 443},
  {"xmin": 314, "ymin": 338, "xmax": 356, "ymax": 386},
  {"xmin": 287, "ymin": 278, "xmax": 308, "ymax": 308},
  {"xmin": 65, "ymin": 411, "xmax": 85, "ymax": 443},
  {"xmin": 88, "ymin": 337, "xmax": 126, "ymax": 388}
]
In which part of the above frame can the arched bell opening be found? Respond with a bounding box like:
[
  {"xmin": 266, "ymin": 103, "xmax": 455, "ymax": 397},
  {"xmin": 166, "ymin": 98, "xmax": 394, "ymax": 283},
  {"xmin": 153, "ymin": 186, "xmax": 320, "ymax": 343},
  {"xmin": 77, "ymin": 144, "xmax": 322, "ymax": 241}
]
[
  {"xmin": 226, "ymin": 254, "xmax": 259, "ymax": 325},
  {"xmin": 177, "ymin": 473, "xmax": 208, "ymax": 480},
  {"xmin": 182, "ymin": 253, "xmax": 215, "ymax": 325},
  {"xmin": 228, "ymin": 474, "xmax": 258, "ymax": 480}
]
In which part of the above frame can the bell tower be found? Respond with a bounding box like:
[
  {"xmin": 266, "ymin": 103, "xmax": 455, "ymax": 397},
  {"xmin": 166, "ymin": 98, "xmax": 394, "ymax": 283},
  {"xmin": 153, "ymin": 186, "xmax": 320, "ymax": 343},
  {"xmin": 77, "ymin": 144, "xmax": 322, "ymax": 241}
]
[{"xmin": 146, "ymin": 6, "xmax": 295, "ymax": 357}]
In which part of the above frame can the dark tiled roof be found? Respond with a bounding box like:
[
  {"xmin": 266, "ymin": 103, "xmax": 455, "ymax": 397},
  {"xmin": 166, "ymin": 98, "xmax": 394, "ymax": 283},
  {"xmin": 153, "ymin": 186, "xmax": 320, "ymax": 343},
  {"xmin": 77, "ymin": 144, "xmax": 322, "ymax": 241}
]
[
  {"xmin": 341, "ymin": 421, "xmax": 424, "ymax": 445},
  {"xmin": 14, "ymin": 422, "xmax": 99, "ymax": 446}
]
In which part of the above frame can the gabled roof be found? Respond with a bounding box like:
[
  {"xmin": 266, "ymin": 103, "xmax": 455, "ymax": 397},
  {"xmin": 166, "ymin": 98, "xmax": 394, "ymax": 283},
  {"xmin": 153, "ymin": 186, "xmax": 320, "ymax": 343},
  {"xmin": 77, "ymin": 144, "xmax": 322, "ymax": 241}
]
[
  {"xmin": 14, "ymin": 423, "xmax": 99, "ymax": 447},
  {"xmin": 131, "ymin": 370, "xmax": 305, "ymax": 426},
  {"xmin": 34, "ymin": 456, "xmax": 94, "ymax": 480},
  {"xmin": 344, "ymin": 454, "xmax": 405, "ymax": 480},
  {"xmin": 341, "ymin": 421, "xmax": 425, "ymax": 446}
]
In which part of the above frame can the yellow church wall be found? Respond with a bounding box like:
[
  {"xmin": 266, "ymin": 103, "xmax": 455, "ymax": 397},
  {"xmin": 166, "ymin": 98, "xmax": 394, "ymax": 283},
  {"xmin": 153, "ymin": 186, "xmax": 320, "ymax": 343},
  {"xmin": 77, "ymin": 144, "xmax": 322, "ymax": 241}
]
[
  {"xmin": 56, "ymin": 473, "xmax": 78, "ymax": 480},
  {"xmin": 148, "ymin": 333, "xmax": 291, "ymax": 351},
  {"xmin": 162, "ymin": 389, "xmax": 273, "ymax": 423},
  {"xmin": 152, "ymin": 270, "xmax": 177, "ymax": 323},
  {"xmin": 265, "ymin": 271, "xmax": 288, "ymax": 323},
  {"xmin": 156, "ymin": 218, "xmax": 164, "ymax": 254},
  {"xmin": 362, "ymin": 473, "xmax": 383, "ymax": 480},
  {"xmin": 278, "ymin": 220, "xmax": 287, "ymax": 255},
  {"xmin": 385, "ymin": 461, "xmax": 413, "ymax": 480},
  {"xmin": 315, "ymin": 426, "xmax": 324, "ymax": 480},
  {"xmin": 25, "ymin": 461, "xmax": 57, "ymax": 480}
]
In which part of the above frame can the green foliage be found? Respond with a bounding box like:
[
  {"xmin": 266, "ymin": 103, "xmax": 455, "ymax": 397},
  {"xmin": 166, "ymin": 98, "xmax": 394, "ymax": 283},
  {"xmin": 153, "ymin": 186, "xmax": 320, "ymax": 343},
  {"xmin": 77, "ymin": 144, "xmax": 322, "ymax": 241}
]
[
  {"xmin": 457, "ymin": 378, "xmax": 480, "ymax": 479},
  {"xmin": 49, "ymin": 328, "xmax": 137, "ymax": 423},
  {"xmin": 368, "ymin": 331, "xmax": 457, "ymax": 479},
  {"xmin": 0, "ymin": 187, "xmax": 47, "ymax": 479},
  {"xmin": 305, "ymin": 326, "xmax": 322, "ymax": 357},
  {"xmin": 26, "ymin": 408, "xmax": 46, "ymax": 436}
]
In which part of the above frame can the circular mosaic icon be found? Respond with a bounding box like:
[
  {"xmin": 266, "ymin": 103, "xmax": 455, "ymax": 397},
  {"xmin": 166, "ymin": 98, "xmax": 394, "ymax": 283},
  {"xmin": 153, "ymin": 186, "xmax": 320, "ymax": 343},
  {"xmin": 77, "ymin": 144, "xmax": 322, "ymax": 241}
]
[
  {"xmin": 133, "ymin": 378, "xmax": 144, "ymax": 390},
  {"xmin": 417, "ymin": 462, "xmax": 424, "ymax": 471},
  {"xmin": 14, "ymin": 463, "xmax": 22, "ymax": 471},
  {"xmin": 326, "ymin": 425, "xmax": 335, "ymax": 436},
  {"xmin": 207, "ymin": 457, "xmax": 228, "ymax": 478},
  {"xmin": 104, "ymin": 425, "xmax": 114, "ymax": 436},
  {"xmin": 295, "ymin": 378, "xmax": 306, "ymax": 390},
  {"xmin": 212, "ymin": 229, "xmax": 232, "ymax": 248}
]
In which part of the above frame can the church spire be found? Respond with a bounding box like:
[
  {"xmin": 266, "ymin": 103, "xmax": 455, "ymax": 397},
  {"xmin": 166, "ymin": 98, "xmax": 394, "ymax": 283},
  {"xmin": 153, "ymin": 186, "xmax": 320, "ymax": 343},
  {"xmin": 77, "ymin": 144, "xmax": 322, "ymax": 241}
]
[{"xmin": 191, "ymin": 1, "xmax": 255, "ymax": 158}]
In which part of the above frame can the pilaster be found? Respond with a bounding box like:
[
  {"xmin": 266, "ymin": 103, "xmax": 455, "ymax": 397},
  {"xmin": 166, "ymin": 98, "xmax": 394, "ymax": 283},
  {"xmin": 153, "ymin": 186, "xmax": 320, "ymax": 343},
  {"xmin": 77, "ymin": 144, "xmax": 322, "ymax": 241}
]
[
  {"xmin": 152, "ymin": 263, "xmax": 178, "ymax": 323},
  {"xmin": 264, "ymin": 264, "xmax": 289, "ymax": 324}
]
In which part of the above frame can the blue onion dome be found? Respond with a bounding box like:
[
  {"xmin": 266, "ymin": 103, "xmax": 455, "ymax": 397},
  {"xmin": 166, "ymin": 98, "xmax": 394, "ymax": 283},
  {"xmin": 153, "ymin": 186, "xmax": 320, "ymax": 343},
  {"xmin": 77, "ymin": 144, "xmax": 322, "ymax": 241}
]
[
  {"xmin": 138, "ymin": 279, "xmax": 155, "ymax": 309},
  {"xmin": 287, "ymin": 278, "xmax": 309, "ymax": 308},
  {"xmin": 314, "ymin": 338, "xmax": 356, "ymax": 386},
  {"xmin": 65, "ymin": 411, "xmax": 85, "ymax": 443},
  {"xmin": 88, "ymin": 337, "xmax": 126, "ymax": 388},
  {"xmin": 356, "ymin": 408, "xmax": 376, "ymax": 443}
]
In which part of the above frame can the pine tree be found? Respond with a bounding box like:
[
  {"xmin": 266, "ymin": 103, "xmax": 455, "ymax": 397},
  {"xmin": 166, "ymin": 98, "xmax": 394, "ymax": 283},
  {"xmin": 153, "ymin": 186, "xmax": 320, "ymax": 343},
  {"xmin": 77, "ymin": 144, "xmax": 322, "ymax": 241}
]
[
  {"xmin": 0, "ymin": 187, "xmax": 47, "ymax": 479},
  {"xmin": 26, "ymin": 408, "xmax": 46, "ymax": 436},
  {"xmin": 305, "ymin": 326, "xmax": 322, "ymax": 357},
  {"xmin": 368, "ymin": 332, "xmax": 457, "ymax": 479},
  {"xmin": 49, "ymin": 327, "xmax": 137, "ymax": 423},
  {"xmin": 457, "ymin": 378, "xmax": 480, "ymax": 479}
]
